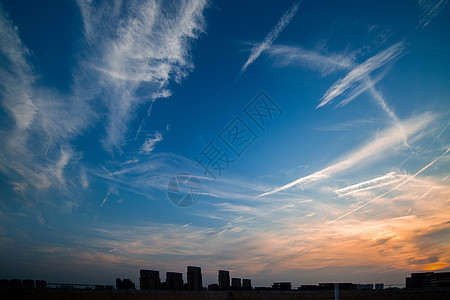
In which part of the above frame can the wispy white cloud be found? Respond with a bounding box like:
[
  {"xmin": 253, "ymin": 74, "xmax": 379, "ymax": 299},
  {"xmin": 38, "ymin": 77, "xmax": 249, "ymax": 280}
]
[
  {"xmin": 314, "ymin": 118, "xmax": 384, "ymax": 132},
  {"xmin": 77, "ymin": 0, "xmax": 207, "ymax": 150},
  {"xmin": 317, "ymin": 42, "xmax": 405, "ymax": 108},
  {"xmin": 135, "ymin": 100, "xmax": 156, "ymax": 140},
  {"xmin": 431, "ymin": 123, "xmax": 449, "ymax": 146},
  {"xmin": 140, "ymin": 131, "xmax": 163, "ymax": 154},
  {"xmin": 265, "ymin": 42, "xmax": 404, "ymax": 133},
  {"xmin": 92, "ymin": 150, "xmax": 276, "ymax": 209},
  {"xmin": 0, "ymin": 6, "xmax": 92, "ymax": 192},
  {"xmin": 79, "ymin": 168, "xmax": 89, "ymax": 189},
  {"xmin": 76, "ymin": 0, "xmax": 124, "ymax": 45},
  {"xmin": 366, "ymin": 82, "xmax": 411, "ymax": 147},
  {"xmin": 0, "ymin": 7, "xmax": 36, "ymax": 131},
  {"xmin": 259, "ymin": 113, "xmax": 434, "ymax": 197},
  {"xmin": 100, "ymin": 187, "xmax": 114, "ymax": 210},
  {"xmin": 0, "ymin": 0, "xmax": 209, "ymax": 199},
  {"xmin": 335, "ymin": 172, "xmax": 398, "ymax": 197},
  {"xmin": 417, "ymin": 0, "xmax": 448, "ymax": 29},
  {"xmin": 11, "ymin": 181, "xmax": 28, "ymax": 193},
  {"xmin": 265, "ymin": 41, "xmax": 405, "ymax": 131},
  {"xmin": 93, "ymin": 152, "xmax": 199, "ymax": 199},
  {"xmin": 331, "ymin": 146, "xmax": 450, "ymax": 222},
  {"xmin": 336, "ymin": 71, "xmax": 387, "ymax": 107},
  {"xmin": 240, "ymin": 1, "xmax": 300, "ymax": 75},
  {"xmin": 52, "ymin": 147, "xmax": 73, "ymax": 185},
  {"xmin": 266, "ymin": 44, "xmax": 354, "ymax": 75}
]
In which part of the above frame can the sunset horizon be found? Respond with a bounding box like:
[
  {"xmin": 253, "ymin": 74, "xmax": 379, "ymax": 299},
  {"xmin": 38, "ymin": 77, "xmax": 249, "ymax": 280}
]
[{"xmin": 0, "ymin": 0, "xmax": 449, "ymax": 290}]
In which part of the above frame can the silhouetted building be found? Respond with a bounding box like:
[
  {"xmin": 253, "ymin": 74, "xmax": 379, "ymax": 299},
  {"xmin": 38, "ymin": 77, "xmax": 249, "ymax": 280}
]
[
  {"xmin": 357, "ymin": 283, "xmax": 373, "ymax": 290},
  {"xmin": 299, "ymin": 285, "xmax": 321, "ymax": 291},
  {"xmin": 375, "ymin": 283, "xmax": 384, "ymax": 290},
  {"xmin": 116, "ymin": 278, "xmax": 135, "ymax": 290},
  {"xmin": 22, "ymin": 279, "xmax": 34, "ymax": 288},
  {"xmin": 242, "ymin": 279, "xmax": 252, "ymax": 290},
  {"xmin": 339, "ymin": 283, "xmax": 357, "ymax": 290},
  {"xmin": 166, "ymin": 272, "xmax": 183, "ymax": 290},
  {"xmin": 140, "ymin": 270, "xmax": 160, "ymax": 290},
  {"xmin": 231, "ymin": 278, "xmax": 241, "ymax": 290},
  {"xmin": 406, "ymin": 277, "xmax": 412, "ymax": 288},
  {"xmin": 0, "ymin": 279, "xmax": 9, "ymax": 289},
  {"xmin": 272, "ymin": 282, "xmax": 291, "ymax": 290},
  {"xmin": 408, "ymin": 272, "xmax": 450, "ymax": 288},
  {"xmin": 35, "ymin": 280, "xmax": 47, "ymax": 289},
  {"xmin": 411, "ymin": 272, "xmax": 433, "ymax": 288},
  {"xmin": 429, "ymin": 272, "xmax": 450, "ymax": 287},
  {"xmin": 0, "ymin": 279, "xmax": 21, "ymax": 290},
  {"xmin": 208, "ymin": 283, "xmax": 219, "ymax": 291},
  {"xmin": 9, "ymin": 279, "xmax": 22, "ymax": 289},
  {"xmin": 320, "ymin": 283, "xmax": 335, "ymax": 290},
  {"xmin": 187, "ymin": 266, "xmax": 202, "ymax": 291},
  {"xmin": 218, "ymin": 270, "xmax": 230, "ymax": 290}
]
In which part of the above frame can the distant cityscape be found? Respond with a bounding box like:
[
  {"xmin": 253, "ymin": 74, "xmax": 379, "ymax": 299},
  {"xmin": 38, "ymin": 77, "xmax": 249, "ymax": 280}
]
[{"xmin": 1, "ymin": 267, "xmax": 449, "ymax": 292}]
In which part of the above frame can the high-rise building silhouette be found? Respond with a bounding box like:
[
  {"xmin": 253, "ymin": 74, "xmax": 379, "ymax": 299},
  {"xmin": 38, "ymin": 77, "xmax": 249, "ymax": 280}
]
[
  {"xmin": 231, "ymin": 278, "xmax": 241, "ymax": 290},
  {"xmin": 429, "ymin": 272, "xmax": 450, "ymax": 287},
  {"xmin": 35, "ymin": 280, "xmax": 47, "ymax": 289},
  {"xmin": 22, "ymin": 280, "xmax": 34, "ymax": 288},
  {"xmin": 139, "ymin": 270, "xmax": 160, "ymax": 290},
  {"xmin": 406, "ymin": 277, "xmax": 412, "ymax": 288},
  {"xmin": 410, "ymin": 272, "xmax": 433, "ymax": 288},
  {"xmin": 242, "ymin": 279, "xmax": 252, "ymax": 290},
  {"xmin": 187, "ymin": 266, "xmax": 203, "ymax": 291},
  {"xmin": 407, "ymin": 272, "xmax": 450, "ymax": 288},
  {"xmin": 166, "ymin": 272, "xmax": 183, "ymax": 290},
  {"xmin": 116, "ymin": 278, "xmax": 135, "ymax": 290},
  {"xmin": 218, "ymin": 270, "xmax": 230, "ymax": 290}
]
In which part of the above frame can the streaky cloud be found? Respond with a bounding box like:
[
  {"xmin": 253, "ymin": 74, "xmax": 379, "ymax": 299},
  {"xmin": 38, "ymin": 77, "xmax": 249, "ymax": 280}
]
[
  {"xmin": 267, "ymin": 44, "xmax": 354, "ymax": 75},
  {"xmin": 259, "ymin": 113, "xmax": 434, "ymax": 197},
  {"xmin": 336, "ymin": 72, "xmax": 387, "ymax": 107},
  {"xmin": 317, "ymin": 42, "xmax": 405, "ymax": 108},
  {"xmin": 77, "ymin": 0, "xmax": 207, "ymax": 150},
  {"xmin": 240, "ymin": 1, "xmax": 300, "ymax": 75},
  {"xmin": 140, "ymin": 131, "xmax": 163, "ymax": 154},
  {"xmin": 0, "ymin": 6, "xmax": 92, "ymax": 192},
  {"xmin": 431, "ymin": 123, "xmax": 449, "ymax": 146},
  {"xmin": 417, "ymin": 0, "xmax": 448, "ymax": 29},
  {"xmin": 266, "ymin": 43, "xmax": 404, "ymax": 135},
  {"xmin": 265, "ymin": 43, "xmax": 404, "ymax": 135},
  {"xmin": 366, "ymin": 82, "xmax": 410, "ymax": 147},
  {"xmin": 335, "ymin": 172, "xmax": 397, "ymax": 196},
  {"xmin": 331, "ymin": 146, "xmax": 450, "ymax": 222},
  {"xmin": 336, "ymin": 74, "xmax": 408, "ymax": 148}
]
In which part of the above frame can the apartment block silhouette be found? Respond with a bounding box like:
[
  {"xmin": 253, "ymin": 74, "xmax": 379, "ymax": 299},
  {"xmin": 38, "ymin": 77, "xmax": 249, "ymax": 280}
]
[
  {"xmin": 166, "ymin": 272, "xmax": 183, "ymax": 290},
  {"xmin": 187, "ymin": 266, "xmax": 202, "ymax": 291},
  {"xmin": 218, "ymin": 270, "xmax": 230, "ymax": 290},
  {"xmin": 139, "ymin": 270, "xmax": 160, "ymax": 290},
  {"xmin": 231, "ymin": 278, "xmax": 241, "ymax": 290}
]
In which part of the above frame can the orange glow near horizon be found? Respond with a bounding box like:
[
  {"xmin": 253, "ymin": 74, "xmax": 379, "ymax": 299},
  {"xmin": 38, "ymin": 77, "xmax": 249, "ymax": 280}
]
[{"xmin": 423, "ymin": 263, "xmax": 449, "ymax": 271}]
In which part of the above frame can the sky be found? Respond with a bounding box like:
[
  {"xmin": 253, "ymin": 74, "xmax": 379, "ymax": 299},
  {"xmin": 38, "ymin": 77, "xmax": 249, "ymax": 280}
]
[{"xmin": 0, "ymin": 0, "xmax": 449, "ymax": 288}]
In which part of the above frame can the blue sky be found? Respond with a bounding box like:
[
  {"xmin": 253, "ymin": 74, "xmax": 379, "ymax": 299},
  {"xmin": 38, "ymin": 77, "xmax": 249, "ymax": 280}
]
[{"xmin": 0, "ymin": 0, "xmax": 449, "ymax": 287}]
